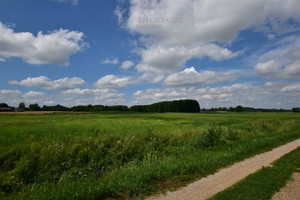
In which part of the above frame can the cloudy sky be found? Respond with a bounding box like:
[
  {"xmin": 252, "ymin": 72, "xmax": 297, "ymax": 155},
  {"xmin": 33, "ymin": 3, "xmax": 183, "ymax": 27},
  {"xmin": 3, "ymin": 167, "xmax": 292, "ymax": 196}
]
[{"xmin": 0, "ymin": 0, "xmax": 300, "ymax": 109}]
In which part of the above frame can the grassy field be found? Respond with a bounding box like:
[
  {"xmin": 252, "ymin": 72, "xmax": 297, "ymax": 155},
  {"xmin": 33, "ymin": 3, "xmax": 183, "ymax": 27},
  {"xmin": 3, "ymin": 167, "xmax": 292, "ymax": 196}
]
[{"xmin": 1, "ymin": 112, "xmax": 300, "ymax": 199}]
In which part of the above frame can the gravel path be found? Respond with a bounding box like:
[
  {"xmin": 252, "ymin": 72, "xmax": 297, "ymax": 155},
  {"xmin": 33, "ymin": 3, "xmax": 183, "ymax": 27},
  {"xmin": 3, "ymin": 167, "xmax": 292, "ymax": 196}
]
[
  {"xmin": 271, "ymin": 172, "xmax": 300, "ymax": 200},
  {"xmin": 146, "ymin": 138, "xmax": 300, "ymax": 200}
]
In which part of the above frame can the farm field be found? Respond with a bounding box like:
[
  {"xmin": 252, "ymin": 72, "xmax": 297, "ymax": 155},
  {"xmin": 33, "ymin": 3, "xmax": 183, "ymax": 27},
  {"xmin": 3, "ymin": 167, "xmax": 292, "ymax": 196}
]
[{"xmin": 1, "ymin": 112, "xmax": 300, "ymax": 199}]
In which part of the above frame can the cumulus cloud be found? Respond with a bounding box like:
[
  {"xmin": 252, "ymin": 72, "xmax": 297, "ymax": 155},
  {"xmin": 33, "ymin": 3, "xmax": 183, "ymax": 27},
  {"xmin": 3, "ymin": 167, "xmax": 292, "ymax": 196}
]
[
  {"xmin": 255, "ymin": 41, "xmax": 300, "ymax": 79},
  {"xmin": 9, "ymin": 76, "xmax": 85, "ymax": 90},
  {"xmin": 22, "ymin": 91, "xmax": 45, "ymax": 98},
  {"xmin": 94, "ymin": 75, "xmax": 138, "ymax": 89},
  {"xmin": 138, "ymin": 44, "xmax": 239, "ymax": 73},
  {"xmin": 116, "ymin": 0, "xmax": 300, "ymax": 73},
  {"xmin": 0, "ymin": 90, "xmax": 51, "ymax": 106},
  {"xmin": 120, "ymin": 60, "xmax": 135, "ymax": 69},
  {"xmin": 101, "ymin": 58, "xmax": 119, "ymax": 64},
  {"xmin": 61, "ymin": 88, "xmax": 125, "ymax": 105},
  {"xmin": 132, "ymin": 82, "xmax": 300, "ymax": 109},
  {"xmin": 0, "ymin": 90, "xmax": 22, "ymax": 106},
  {"xmin": 163, "ymin": 67, "xmax": 238, "ymax": 86},
  {"xmin": 125, "ymin": 0, "xmax": 300, "ymax": 46},
  {"xmin": 0, "ymin": 22, "xmax": 85, "ymax": 66},
  {"xmin": 255, "ymin": 60, "xmax": 300, "ymax": 79},
  {"xmin": 280, "ymin": 83, "xmax": 300, "ymax": 92},
  {"xmin": 0, "ymin": 89, "xmax": 21, "ymax": 97}
]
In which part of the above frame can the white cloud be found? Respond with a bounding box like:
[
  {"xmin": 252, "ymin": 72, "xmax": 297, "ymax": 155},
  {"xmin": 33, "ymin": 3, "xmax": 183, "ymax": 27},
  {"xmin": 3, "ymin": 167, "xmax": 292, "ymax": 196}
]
[
  {"xmin": 280, "ymin": 83, "xmax": 300, "ymax": 92},
  {"xmin": 61, "ymin": 88, "xmax": 125, "ymax": 106},
  {"xmin": 120, "ymin": 60, "xmax": 135, "ymax": 69},
  {"xmin": 22, "ymin": 91, "xmax": 45, "ymax": 98},
  {"xmin": 0, "ymin": 57, "xmax": 5, "ymax": 62},
  {"xmin": 118, "ymin": 0, "xmax": 300, "ymax": 74},
  {"xmin": 125, "ymin": 0, "xmax": 300, "ymax": 46},
  {"xmin": 101, "ymin": 58, "xmax": 119, "ymax": 64},
  {"xmin": 0, "ymin": 90, "xmax": 22, "ymax": 106},
  {"xmin": 9, "ymin": 76, "xmax": 85, "ymax": 90},
  {"xmin": 139, "ymin": 72, "xmax": 164, "ymax": 83},
  {"xmin": 132, "ymin": 82, "xmax": 300, "ymax": 109},
  {"xmin": 94, "ymin": 75, "xmax": 137, "ymax": 89},
  {"xmin": 267, "ymin": 34, "xmax": 276, "ymax": 40},
  {"xmin": 138, "ymin": 43, "xmax": 239, "ymax": 73},
  {"xmin": 44, "ymin": 100, "xmax": 55, "ymax": 105},
  {"xmin": 114, "ymin": 5, "xmax": 126, "ymax": 21},
  {"xmin": 0, "ymin": 22, "xmax": 85, "ymax": 66},
  {"xmin": 52, "ymin": 0, "xmax": 79, "ymax": 5},
  {"xmin": 255, "ymin": 59, "xmax": 300, "ymax": 79},
  {"xmin": 163, "ymin": 67, "xmax": 238, "ymax": 86},
  {"xmin": 0, "ymin": 89, "xmax": 21, "ymax": 97},
  {"xmin": 254, "ymin": 37, "xmax": 300, "ymax": 79}
]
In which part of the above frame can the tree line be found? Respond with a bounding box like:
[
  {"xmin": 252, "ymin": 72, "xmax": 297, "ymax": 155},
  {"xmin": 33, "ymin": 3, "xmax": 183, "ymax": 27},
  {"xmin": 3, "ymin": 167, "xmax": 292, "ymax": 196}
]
[
  {"xmin": 130, "ymin": 99, "xmax": 200, "ymax": 113},
  {"xmin": 1, "ymin": 101, "xmax": 299, "ymax": 113},
  {"xmin": 202, "ymin": 105, "xmax": 294, "ymax": 113},
  {"xmin": 0, "ymin": 99, "xmax": 200, "ymax": 113}
]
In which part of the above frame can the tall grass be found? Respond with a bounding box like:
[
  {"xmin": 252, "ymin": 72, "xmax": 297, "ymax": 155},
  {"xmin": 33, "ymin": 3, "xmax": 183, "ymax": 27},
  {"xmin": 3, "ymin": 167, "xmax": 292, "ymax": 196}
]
[{"xmin": 0, "ymin": 112, "xmax": 300, "ymax": 199}]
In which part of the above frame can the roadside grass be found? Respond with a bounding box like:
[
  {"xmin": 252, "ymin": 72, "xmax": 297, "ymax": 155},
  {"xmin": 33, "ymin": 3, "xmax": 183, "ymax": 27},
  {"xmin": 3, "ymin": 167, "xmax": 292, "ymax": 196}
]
[
  {"xmin": 209, "ymin": 147, "xmax": 300, "ymax": 200},
  {"xmin": 0, "ymin": 112, "xmax": 300, "ymax": 199}
]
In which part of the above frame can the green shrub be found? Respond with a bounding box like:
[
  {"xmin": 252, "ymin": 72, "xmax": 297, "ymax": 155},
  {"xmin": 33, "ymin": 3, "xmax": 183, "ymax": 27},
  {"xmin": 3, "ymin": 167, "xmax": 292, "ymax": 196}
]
[{"xmin": 202, "ymin": 125, "xmax": 223, "ymax": 149}]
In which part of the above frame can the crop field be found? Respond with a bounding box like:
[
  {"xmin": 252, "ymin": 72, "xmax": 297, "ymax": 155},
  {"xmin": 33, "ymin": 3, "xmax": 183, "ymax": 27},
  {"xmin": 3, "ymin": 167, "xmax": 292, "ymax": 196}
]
[{"xmin": 1, "ymin": 112, "xmax": 300, "ymax": 199}]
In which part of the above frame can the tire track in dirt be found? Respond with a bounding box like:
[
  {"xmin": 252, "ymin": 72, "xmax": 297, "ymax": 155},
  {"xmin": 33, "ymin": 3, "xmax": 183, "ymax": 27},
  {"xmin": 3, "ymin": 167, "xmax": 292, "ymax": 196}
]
[{"xmin": 146, "ymin": 138, "xmax": 300, "ymax": 200}]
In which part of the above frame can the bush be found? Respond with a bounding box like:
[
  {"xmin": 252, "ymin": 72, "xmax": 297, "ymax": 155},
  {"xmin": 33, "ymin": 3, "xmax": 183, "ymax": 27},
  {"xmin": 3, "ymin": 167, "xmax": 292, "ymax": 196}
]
[{"xmin": 202, "ymin": 125, "xmax": 223, "ymax": 149}]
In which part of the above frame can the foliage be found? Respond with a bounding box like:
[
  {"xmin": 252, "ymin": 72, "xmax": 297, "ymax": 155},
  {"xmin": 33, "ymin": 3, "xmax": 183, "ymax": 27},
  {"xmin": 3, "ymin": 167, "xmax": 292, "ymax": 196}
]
[
  {"xmin": 18, "ymin": 102, "xmax": 25, "ymax": 111},
  {"xmin": 29, "ymin": 104, "xmax": 41, "ymax": 111},
  {"xmin": 202, "ymin": 106, "xmax": 290, "ymax": 112},
  {"xmin": 130, "ymin": 99, "xmax": 200, "ymax": 113},
  {"xmin": 0, "ymin": 103, "xmax": 8, "ymax": 107},
  {"xmin": 202, "ymin": 125, "xmax": 223, "ymax": 148}
]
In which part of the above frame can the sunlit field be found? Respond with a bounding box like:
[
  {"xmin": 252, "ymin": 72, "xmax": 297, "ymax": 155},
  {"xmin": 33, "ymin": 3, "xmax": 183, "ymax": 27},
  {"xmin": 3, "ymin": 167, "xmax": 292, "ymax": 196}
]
[{"xmin": 1, "ymin": 112, "xmax": 300, "ymax": 199}]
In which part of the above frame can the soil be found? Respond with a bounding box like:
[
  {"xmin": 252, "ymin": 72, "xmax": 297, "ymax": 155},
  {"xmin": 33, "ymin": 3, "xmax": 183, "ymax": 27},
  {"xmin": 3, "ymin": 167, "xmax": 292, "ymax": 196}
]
[{"xmin": 271, "ymin": 172, "xmax": 300, "ymax": 200}]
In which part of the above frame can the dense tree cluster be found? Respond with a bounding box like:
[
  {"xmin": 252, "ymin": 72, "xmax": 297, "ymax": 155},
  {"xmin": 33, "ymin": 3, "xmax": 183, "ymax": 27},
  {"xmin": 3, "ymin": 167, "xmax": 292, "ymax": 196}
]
[
  {"xmin": 130, "ymin": 99, "xmax": 201, "ymax": 113},
  {"xmin": 0, "ymin": 103, "xmax": 8, "ymax": 107},
  {"xmin": 202, "ymin": 105, "xmax": 290, "ymax": 112},
  {"xmin": 29, "ymin": 104, "xmax": 129, "ymax": 112},
  {"xmin": 292, "ymin": 107, "xmax": 300, "ymax": 113}
]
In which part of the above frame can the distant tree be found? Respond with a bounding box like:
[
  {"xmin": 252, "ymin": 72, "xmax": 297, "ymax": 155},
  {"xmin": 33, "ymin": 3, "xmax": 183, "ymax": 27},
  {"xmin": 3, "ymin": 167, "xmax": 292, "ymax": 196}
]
[
  {"xmin": 292, "ymin": 107, "xmax": 300, "ymax": 113},
  {"xmin": 0, "ymin": 103, "xmax": 8, "ymax": 107},
  {"xmin": 29, "ymin": 103, "xmax": 41, "ymax": 111},
  {"xmin": 235, "ymin": 105, "xmax": 244, "ymax": 112},
  {"xmin": 52, "ymin": 104, "xmax": 70, "ymax": 111},
  {"xmin": 18, "ymin": 102, "xmax": 25, "ymax": 111},
  {"xmin": 130, "ymin": 99, "xmax": 200, "ymax": 113}
]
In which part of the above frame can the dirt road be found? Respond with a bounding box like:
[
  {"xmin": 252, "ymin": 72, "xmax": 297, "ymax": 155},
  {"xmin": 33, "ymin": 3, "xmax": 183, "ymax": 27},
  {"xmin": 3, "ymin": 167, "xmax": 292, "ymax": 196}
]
[
  {"xmin": 146, "ymin": 138, "xmax": 300, "ymax": 200},
  {"xmin": 271, "ymin": 172, "xmax": 300, "ymax": 200}
]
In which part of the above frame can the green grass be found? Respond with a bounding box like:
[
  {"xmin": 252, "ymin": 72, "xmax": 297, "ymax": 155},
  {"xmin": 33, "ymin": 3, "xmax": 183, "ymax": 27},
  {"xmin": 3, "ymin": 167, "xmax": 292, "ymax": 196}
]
[
  {"xmin": 0, "ymin": 112, "xmax": 300, "ymax": 199},
  {"xmin": 209, "ymin": 147, "xmax": 300, "ymax": 200}
]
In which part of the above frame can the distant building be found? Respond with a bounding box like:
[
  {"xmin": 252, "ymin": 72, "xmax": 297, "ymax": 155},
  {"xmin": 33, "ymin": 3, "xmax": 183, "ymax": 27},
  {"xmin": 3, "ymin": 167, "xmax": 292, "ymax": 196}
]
[
  {"xmin": 0, "ymin": 107, "xmax": 14, "ymax": 112},
  {"xmin": 14, "ymin": 108, "xmax": 24, "ymax": 112}
]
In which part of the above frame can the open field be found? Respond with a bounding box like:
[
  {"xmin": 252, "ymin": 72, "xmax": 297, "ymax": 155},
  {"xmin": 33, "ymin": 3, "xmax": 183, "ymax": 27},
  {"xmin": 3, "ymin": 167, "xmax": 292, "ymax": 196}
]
[{"xmin": 1, "ymin": 112, "xmax": 300, "ymax": 199}]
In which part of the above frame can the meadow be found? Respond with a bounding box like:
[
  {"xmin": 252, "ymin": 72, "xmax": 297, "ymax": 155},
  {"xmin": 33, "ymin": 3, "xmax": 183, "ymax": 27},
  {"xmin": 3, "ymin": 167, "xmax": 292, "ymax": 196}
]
[{"xmin": 1, "ymin": 112, "xmax": 300, "ymax": 199}]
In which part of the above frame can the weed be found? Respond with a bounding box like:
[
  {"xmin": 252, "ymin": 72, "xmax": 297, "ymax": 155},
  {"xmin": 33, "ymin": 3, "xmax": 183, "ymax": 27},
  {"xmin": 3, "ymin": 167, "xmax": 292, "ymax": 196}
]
[{"xmin": 202, "ymin": 125, "xmax": 223, "ymax": 149}]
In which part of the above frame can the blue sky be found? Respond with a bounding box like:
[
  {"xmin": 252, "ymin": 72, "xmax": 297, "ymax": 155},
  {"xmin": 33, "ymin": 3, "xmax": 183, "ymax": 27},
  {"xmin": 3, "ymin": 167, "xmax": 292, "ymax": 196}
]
[{"xmin": 0, "ymin": 0, "xmax": 300, "ymax": 109}]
